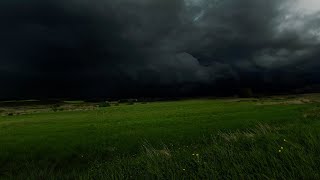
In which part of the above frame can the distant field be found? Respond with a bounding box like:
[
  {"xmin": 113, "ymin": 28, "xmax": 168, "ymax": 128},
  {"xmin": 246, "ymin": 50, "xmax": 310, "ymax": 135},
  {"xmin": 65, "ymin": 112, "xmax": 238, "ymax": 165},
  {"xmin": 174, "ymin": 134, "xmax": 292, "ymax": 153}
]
[{"xmin": 1, "ymin": 94, "xmax": 320, "ymax": 179}]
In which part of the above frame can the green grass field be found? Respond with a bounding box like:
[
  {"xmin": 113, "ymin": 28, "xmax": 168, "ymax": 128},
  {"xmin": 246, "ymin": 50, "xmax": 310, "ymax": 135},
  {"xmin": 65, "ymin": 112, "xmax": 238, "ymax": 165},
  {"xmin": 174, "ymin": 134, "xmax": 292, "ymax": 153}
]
[{"xmin": 1, "ymin": 95, "xmax": 320, "ymax": 179}]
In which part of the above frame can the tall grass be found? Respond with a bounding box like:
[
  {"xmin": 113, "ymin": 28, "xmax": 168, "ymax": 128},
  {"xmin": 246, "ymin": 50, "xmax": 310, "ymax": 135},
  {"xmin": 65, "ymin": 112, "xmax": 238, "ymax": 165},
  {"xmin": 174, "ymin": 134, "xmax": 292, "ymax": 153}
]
[
  {"xmin": 0, "ymin": 98, "xmax": 320, "ymax": 179},
  {"xmin": 5, "ymin": 123, "xmax": 320, "ymax": 179}
]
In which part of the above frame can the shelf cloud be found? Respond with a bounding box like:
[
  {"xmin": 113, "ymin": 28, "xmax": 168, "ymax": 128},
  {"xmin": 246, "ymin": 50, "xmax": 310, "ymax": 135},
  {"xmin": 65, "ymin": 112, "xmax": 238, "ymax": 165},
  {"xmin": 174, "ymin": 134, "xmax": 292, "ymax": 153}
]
[{"xmin": 1, "ymin": 0, "xmax": 320, "ymax": 98}]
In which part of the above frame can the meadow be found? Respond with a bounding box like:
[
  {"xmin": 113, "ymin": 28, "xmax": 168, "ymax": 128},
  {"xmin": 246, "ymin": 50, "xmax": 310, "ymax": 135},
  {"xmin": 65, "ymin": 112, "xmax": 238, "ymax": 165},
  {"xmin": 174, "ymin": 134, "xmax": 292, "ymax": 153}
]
[{"xmin": 0, "ymin": 94, "xmax": 320, "ymax": 179}]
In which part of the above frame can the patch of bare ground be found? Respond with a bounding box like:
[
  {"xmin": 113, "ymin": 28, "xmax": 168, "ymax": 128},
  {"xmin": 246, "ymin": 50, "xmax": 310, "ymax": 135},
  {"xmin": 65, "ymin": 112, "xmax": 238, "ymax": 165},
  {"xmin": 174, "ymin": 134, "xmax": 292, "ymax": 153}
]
[{"xmin": 256, "ymin": 98, "xmax": 314, "ymax": 105}]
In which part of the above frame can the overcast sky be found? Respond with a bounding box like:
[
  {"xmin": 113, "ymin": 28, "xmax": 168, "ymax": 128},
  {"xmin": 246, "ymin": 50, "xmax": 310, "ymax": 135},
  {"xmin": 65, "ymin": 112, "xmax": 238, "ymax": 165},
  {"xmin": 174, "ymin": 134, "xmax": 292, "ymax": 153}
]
[{"xmin": 0, "ymin": 0, "xmax": 320, "ymax": 99}]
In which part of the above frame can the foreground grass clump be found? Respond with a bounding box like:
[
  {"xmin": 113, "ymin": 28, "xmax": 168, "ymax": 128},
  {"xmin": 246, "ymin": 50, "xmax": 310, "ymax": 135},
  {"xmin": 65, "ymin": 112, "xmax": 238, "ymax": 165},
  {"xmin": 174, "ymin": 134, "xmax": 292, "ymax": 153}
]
[
  {"xmin": 0, "ymin": 95, "xmax": 320, "ymax": 179},
  {"xmin": 87, "ymin": 125, "xmax": 320, "ymax": 179}
]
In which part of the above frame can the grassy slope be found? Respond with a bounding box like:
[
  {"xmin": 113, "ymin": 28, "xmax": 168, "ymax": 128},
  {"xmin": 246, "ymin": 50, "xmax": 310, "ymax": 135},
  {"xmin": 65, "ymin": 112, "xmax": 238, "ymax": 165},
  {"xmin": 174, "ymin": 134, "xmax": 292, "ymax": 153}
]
[{"xmin": 0, "ymin": 98, "xmax": 319, "ymax": 179}]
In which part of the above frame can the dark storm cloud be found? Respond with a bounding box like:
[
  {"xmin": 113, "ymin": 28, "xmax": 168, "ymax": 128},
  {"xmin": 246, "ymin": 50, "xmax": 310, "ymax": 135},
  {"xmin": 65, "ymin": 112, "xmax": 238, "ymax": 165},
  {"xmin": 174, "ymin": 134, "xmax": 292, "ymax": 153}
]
[{"xmin": 0, "ymin": 0, "xmax": 320, "ymax": 98}]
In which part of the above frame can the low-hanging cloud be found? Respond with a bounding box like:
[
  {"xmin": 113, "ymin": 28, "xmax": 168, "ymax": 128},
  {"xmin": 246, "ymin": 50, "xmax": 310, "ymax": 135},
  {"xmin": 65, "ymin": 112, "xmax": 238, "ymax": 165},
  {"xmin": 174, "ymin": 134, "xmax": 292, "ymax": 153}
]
[{"xmin": 0, "ymin": 0, "xmax": 320, "ymax": 98}]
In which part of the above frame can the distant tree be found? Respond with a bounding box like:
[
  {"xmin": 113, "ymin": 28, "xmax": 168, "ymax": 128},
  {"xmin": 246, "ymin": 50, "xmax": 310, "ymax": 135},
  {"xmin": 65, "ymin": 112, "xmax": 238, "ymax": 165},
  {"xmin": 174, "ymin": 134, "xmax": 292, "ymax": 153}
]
[
  {"xmin": 119, "ymin": 99, "xmax": 137, "ymax": 105},
  {"xmin": 126, "ymin": 99, "xmax": 137, "ymax": 105},
  {"xmin": 118, "ymin": 99, "xmax": 129, "ymax": 103},
  {"xmin": 51, "ymin": 104, "xmax": 61, "ymax": 112},
  {"xmin": 239, "ymin": 88, "xmax": 253, "ymax": 98},
  {"xmin": 98, "ymin": 101, "xmax": 111, "ymax": 108}
]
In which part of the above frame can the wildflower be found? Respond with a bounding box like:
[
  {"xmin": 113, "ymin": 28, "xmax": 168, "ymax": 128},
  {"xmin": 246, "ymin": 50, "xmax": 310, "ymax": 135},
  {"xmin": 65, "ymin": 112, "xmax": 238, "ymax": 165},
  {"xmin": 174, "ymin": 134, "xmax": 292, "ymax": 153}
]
[
  {"xmin": 196, "ymin": 154, "xmax": 199, "ymax": 156},
  {"xmin": 281, "ymin": 147, "xmax": 284, "ymax": 150},
  {"xmin": 278, "ymin": 150, "xmax": 282, "ymax": 153},
  {"xmin": 192, "ymin": 154, "xmax": 195, "ymax": 156},
  {"xmin": 284, "ymin": 139, "xmax": 287, "ymax": 142},
  {"xmin": 183, "ymin": 169, "xmax": 186, "ymax": 171}
]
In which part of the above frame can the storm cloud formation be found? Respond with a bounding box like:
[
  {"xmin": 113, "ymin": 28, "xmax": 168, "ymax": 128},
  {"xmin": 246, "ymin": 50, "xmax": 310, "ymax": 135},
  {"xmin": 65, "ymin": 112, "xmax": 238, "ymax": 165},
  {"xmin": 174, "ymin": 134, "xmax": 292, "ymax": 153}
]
[{"xmin": 1, "ymin": 0, "xmax": 320, "ymax": 99}]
